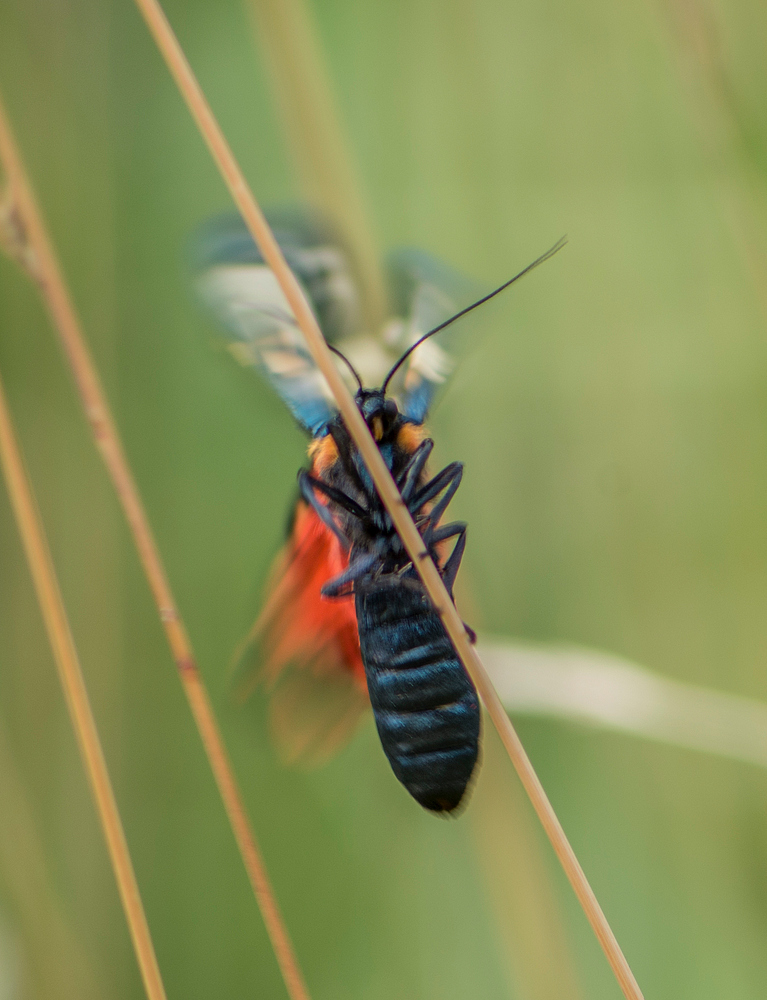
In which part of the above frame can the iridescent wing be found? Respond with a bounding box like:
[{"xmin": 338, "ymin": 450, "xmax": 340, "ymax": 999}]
[
  {"xmin": 385, "ymin": 248, "xmax": 482, "ymax": 423},
  {"xmin": 194, "ymin": 208, "xmax": 487, "ymax": 429},
  {"xmin": 193, "ymin": 209, "xmax": 362, "ymax": 435}
]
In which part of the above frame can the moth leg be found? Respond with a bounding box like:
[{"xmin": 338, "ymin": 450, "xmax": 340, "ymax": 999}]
[
  {"xmin": 431, "ymin": 522, "xmax": 467, "ymax": 593},
  {"xmin": 328, "ymin": 423, "xmax": 365, "ymax": 491},
  {"xmin": 302, "ymin": 472, "xmax": 368, "ymax": 520},
  {"xmin": 298, "ymin": 470, "xmax": 350, "ymax": 547},
  {"xmin": 410, "ymin": 462, "xmax": 464, "ymax": 525},
  {"xmin": 321, "ymin": 551, "xmax": 379, "ymax": 597},
  {"xmin": 398, "ymin": 439, "xmax": 434, "ymax": 501},
  {"xmin": 424, "ymin": 518, "xmax": 465, "ymax": 546}
]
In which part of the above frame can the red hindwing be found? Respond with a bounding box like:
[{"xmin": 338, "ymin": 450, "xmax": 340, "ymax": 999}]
[
  {"xmin": 237, "ymin": 493, "xmax": 368, "ymax": 765},
  {"xmin": 256, "ymin": 498, "xmax": 366, "ymax": 689}
]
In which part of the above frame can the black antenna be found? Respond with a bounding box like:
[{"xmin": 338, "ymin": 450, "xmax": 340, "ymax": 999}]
[
  {"xmin": 329, "ymin": 344, "xmax": 363, "ymax": 391},
  {"xmin": 382, "ymin": 235, "xmax": 567, "ymax": 394}
]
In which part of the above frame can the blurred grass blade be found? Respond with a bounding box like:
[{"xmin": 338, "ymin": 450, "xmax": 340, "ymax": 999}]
[
  {"xmin": 0, "ymin": 90, "xmax": 309, "ymax": 1000},
  {"xmin": 480, "ymin": 637, "xmax": 767, "ymax": 768},
  {"xmin": 247, "ymin": 0, "xmax": 387, "ymax": 331},
  {"xmin": 0, "ymin": 718, "xmax": 104, "ymax": 1000},
  {"xmin": 470, "ymin": 728, "xmax": 584, "ymax": 1000},
  {"xmin": 0, "ymin": 370, "xmax": 167, "ymax": 1000},
  {"xmin": 655, "ymin": 0, "xmax": 767, "ymax": 319}
]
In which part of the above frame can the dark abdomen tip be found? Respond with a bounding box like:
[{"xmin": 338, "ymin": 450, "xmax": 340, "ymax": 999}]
[{"xmin": 357, "ymin": 586, "xmax": 481, "ymax": 813}]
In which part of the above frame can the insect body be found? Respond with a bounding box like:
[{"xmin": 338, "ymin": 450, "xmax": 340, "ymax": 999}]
[
  {"xmin": 194, "ymin": 210, "xmax": 563, "ymax": 813},
  {"xmin": 300, "ymin": 389, "xmax": 479, "ymax": 812}
]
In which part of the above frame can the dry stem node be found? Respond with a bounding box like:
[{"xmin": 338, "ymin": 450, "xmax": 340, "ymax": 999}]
[
  {"xmin": 0, "ymin": 183, "xmax": 40, "ymax": 281},
  {"xmin": 130, "ymin": 1, "xmax": 645, "ymax": 996}
]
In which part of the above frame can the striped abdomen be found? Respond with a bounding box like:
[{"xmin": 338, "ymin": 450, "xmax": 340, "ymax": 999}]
[{"xmin": 356, "ymin": 582, "xmax": 480, "ymax": 813}]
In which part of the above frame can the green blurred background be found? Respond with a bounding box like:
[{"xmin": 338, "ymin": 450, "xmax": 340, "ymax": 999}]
[{"xmin": 1, "ymin": 0, "xmax": 767, "ymax": 997}]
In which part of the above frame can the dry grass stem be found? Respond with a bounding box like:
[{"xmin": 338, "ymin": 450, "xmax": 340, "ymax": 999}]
[
  {"xmin": 0, "ymin": 92, "xmax": 310, "ymax": 1000},
  {"xmin": 249, "ymin": 2, "xmax": 586, "ymax": 989},
  {"xmin": 131, "ymin": 1, "xmax": 645, "ymax": 996},
  {"xmin": 0, "ymin": 371, "xmax": 167, "ymax": 1000}
]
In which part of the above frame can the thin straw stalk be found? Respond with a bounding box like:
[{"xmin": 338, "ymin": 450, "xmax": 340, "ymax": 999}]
[
  {"xmin": 0, "ymin": 371, "xmax": 167, "ymax": 1000},
  {"xmin": 248, "ymin": 2, "xmax": 584, "ymax": 992},
  {"xmin": 130, "ymin": 2, "xmax": 644, "ymax": 997},
  {"xmin": 0, "ymin": 93, "xmax": 310, "ymax": 1000}
]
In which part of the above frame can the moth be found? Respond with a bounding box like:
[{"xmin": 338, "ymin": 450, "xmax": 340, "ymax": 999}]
[{"xmin": 194, "ymin": 210, "xmax": 563, "ymax": 812}]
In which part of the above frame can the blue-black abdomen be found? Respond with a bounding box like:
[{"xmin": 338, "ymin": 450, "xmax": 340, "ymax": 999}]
[{"xmin": 356, "ymin": 581, "xmax": 480, "ymax": 812}]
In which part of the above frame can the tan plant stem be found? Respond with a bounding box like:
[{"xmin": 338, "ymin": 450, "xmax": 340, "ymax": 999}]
[
  {"xmin": 130, "ymin": 2, "xmax": 645, "ymax": 996},
  {"xmin": 0, "ymin": 371, "xmax": 167, "ymax": 1000},
  {"xmin": 0, "ymin": 93, "xmax": 310, "ymax": 1000}
]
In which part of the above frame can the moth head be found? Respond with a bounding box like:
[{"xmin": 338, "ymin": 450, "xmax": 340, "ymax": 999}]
[{"xmin": 356, "ymin": 389, "xmax": 399, "ymax": 442}]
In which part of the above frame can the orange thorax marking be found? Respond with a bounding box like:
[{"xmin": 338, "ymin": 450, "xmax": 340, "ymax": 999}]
[
  {"xmin": 307, "ymin": 433, "xmax": 339, "ymax": 476},
  {"xmin": 396, "ymin": 421, "xmax": 427, "ymax": 453}
]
